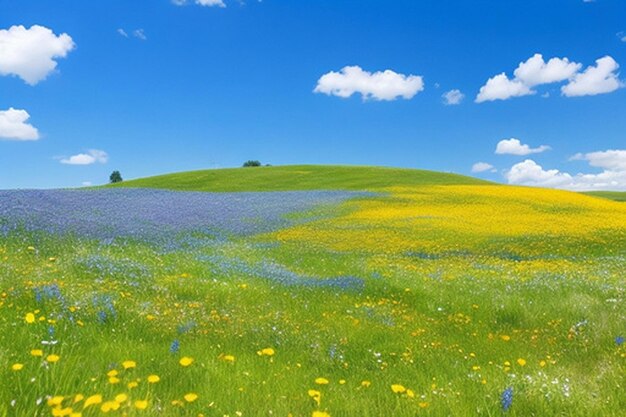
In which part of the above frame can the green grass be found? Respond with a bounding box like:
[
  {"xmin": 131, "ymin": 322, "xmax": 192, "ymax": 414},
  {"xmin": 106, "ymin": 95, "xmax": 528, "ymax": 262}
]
[
  {"xmin": 106, "ymin": 165, "xmax": 491, "ymax": 192},
  {"xmin": 582, "ymin": 191, "xmax": 626, "ymax": 202},
  {"xmin": 2, "ymin": 167, "xmax": 626, "ymax": 416}
]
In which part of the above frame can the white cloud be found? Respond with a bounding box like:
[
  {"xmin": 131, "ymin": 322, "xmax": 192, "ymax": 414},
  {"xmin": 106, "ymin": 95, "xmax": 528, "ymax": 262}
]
[
  {"xmin": 133, "ymin": 29, "xmax": 147, "ymax": 40},
  {"xmin": 61, "ymin": 149, "xmax": 109, "ymax": 165},
  {"xmin": 505, "ymin": 151, "xmax": 626, "ymax": 191},
  {"xmin": 314, "ymin": 66, "xmax": 424, "ymax": 101},
  {"xmin": 561, "ymin": 56, "xmax": 624, "ymax": 97},
  {"xmin": 471, "ymin": 162, "xmax": 495, "ymax": 173},
  {"xmin": 442, "ymin": 89, "xmax": 464, "ymax": 105},
  {"xmin": 513, "ymin": 54, "xmax": 581, "ymax": 87},
  {"xmin": 0, "ymin": 108, "xmax": 40, "ymax": 141},
  {"xmin": 495, "ymin": 138, "xmax": 550, "ymax": 156},
  {"xmin": 117, "ymin": 28, "xmax": 128, "ymax": 38},
  {"xmin": 172, "ymin": 0, "xmax": 226, "ymax": 6},
  {"xmin": 0, "ymin": 25, "xmax": 75, "ymax": 85},
  {"xmin": 475, "ymin": 73, "xmax": 533, "ymax": 103},
  {"xmin": 81, "ymin": 181, "xmax": 93, "ymax": 187},
  {"xmin": 476, "ymin": 54, "xmax": 623, "ymax": 102}
]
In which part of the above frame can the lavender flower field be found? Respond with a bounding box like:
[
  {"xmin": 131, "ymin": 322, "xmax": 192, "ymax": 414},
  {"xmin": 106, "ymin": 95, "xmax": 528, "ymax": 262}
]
[{"xmin": 1, "ymin": 182, "xmax": 625, "ymax": 417}]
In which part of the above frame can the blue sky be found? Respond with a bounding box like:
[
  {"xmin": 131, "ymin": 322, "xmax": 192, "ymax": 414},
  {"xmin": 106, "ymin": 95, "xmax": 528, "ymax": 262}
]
[{"xmin": 1, "ymin": 0, "xmax": 625, "ymax": 189}]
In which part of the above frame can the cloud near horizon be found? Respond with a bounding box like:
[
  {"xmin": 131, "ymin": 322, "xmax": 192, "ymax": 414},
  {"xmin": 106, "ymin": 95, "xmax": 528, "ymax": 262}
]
[
  {"xmin": 476, "ymin": 54, "xmax": 622, "ymax": 102},
  {"xmin": 172, "ymin": 0, "xmax": 226, "ymax": 7},
  {"xmin": 61, "ymin": 149, "xmax": 109, "ymax": 165},
  {"xmin": 495, "ymin": 138, "xmax": 550, "ymax": 156},
  {"xmin": 442, "ymin": 89, "xmax": 465, "ymax": 105},
  {"xmin": 0, "ymin": 108, "xmax": 40, "ymax": 141},
  {"xmin": 471, "ymin": 162, "xmax": 495, "ymax": 173},
  {"xmin": 0, "ymin": 25, "xmax": 75, "ymax": 85},
  {"xmin": 505, "ymin": 150, "xmax": 626, "ymax": 191},
  {"xmin": 314, "ymin": 66, "xmax": 425, "ymax": 101}
]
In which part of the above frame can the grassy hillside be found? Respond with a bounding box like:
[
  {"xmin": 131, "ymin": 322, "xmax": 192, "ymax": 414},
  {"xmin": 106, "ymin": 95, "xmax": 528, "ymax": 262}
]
[
  {"xmin": 582, "ymin": 191, "xmax": 626, "ymax": 202},
  {"xmin": 106, "ymin": 165, "xmax": 492, "ymax": 192}
]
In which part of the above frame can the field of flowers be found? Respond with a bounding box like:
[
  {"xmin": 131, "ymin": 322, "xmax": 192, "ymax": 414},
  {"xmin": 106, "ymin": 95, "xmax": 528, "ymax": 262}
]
[{"xmin": 1, "ymin": 181, "xmax": 625, "ymax": 416}]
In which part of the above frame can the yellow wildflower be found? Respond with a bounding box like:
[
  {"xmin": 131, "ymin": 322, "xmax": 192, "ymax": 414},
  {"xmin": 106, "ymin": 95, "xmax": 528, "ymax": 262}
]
[
  {"xmin": 100, "ymin": 401, "xmax": 120, "ymax": 412},
  {"xmin": 179, "ymin": 356, "xmax": 194, "ymax": 367},
  {"xmin": 47, "ymin": 354, "xmax": 60, "ymax": 363},
  {"xmin": 122, "ymin": 360, "xmax": 136, "ymax": 370},
  {"xmin": 134, "ymin": 400, "xmax": 148, "ymax": 410},
  {"xmin": 184, "ymin": 393, "xmax": 198, "ymax": 402},
  {"xmin": 11, "ymin": 363, "xmax": 24, "ymax": 371},
  {"xmin": 83, "ymin": 394, "xmax": 102, "ymax": 408},
  {"xmin": 312, "ymin": 412, "xmax": 330, "ymax": 417},
  {"xmin": 308, "ymin": 389, "xmax": 321, "ymax": 406},
  {"xmin": 361, "ymin": 380, "xmax": 371, "ymax": 388},
  {"xmin": 315, "ymin": 377, "xmax": 329, "ymax": 385},
  {"xmin": 257, "ymin": 347, "xmax": 275, "ymax": 356},
  {"xmin": 147, "ymin": 374, "xmax": 160, "ymax": 383},
  {"xmin": 222, "ymin": 354, "xmax": 236, "ymax": 362},
  {"xmin": 48, "ymin": 396, "xmax": 64, "ymax": 406},
  {"xmin": 391, "ymin": 384, "xmax": 406, "ymax": 394},
  {"xmin": 517, "ymin": 358, "xmax": 527, "ymax": 366},
  {"xmin": 114, "ymin": 393, "xmax": 128, "ymax": 403},
  {"xmin": 30, "ymin": 349, "xmax": 43, "ymax": 357},
  {"xmin": 25, "ymin": 313, "xmax": 36, "ymax": 324}
]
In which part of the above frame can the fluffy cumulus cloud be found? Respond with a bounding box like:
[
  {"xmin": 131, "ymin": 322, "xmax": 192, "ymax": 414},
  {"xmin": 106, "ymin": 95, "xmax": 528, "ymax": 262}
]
[
  {"xmin": 561, "ymin": 56, "xmax": 623, "ymax": 97},
  {"xmin": 172, "ymin": 0, "xmax": 226, "ymax": 6},
  {"xmin": 471, "ymin": 162, "xmax": 495, "ymax": 173},
  {"xmin": 314, "ymin": 66, "xmax": 424, "ymax": 101},
  {"xmin": 0, "ymin": 25, "xmax": 75, "ymax": 85},
  {"xmin": 495, "ymin": 138, "xmax": 550, "ymax": 156},
  {"xmin": 61, "ymin": 149, "xmax": 109, "ymax": 165},
  {"xmin": 0, "ymin": 108, "xmax": 40, "ymax": 141},
  {"xmin": 442, "ymin": 89, "xmax": 465, "ymax": 105},
  {"xmin": 476, "ymin": 53, "xmax": 622, "ymax": 102},
  {"xmin": 505, "ymin": 150, "xmax": 626, "ymax": 191}
]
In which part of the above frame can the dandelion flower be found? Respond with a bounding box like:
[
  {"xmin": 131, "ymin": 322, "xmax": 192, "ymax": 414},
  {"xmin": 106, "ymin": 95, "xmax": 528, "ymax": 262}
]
[
  {"xmin": 83, "ymin": 394, "xmax": 102, "ymax": 408},
  {"xmin": 101, "ymin": 401, "xmax": 120, "ymax": 412},
  {"xmin": 222, "ymin": 355, "xmax": 235, "ymax": 362},
  {"xmin": 127, "ymin": 381, "xmax": 139, "ymax": 389},
  {"xmin": 184, "ymin": 393, "xmax": 198, "ymax": 402},
  {"xmin": 47, "ymin": 396, "xmax": 64, "ymax": 406},
  {"xmin": 30, "ymin": 349, "xmax": 43, "ymax": 357},
  {"xmin": 516, "ymin": 358, "xmax": 526, "ymax": 367},
  {"xmin": 73, "ymin": 394, "xmax": 84, "ymax": 403},
  {"xmin": 134, "ymin": 400, "xmax": 148, "ymax": 410},
  {"xmin": 315, "ymin": 377, "xmax": 329, "ymax": 385},
  {"xmin": 114, "ymin": 393, "xmax": 128, "ymax": 403},
  {"xmin": 391, "ymin": 384, "xmax": 406, "ymax": 394},
  {"xmin": 308, "ymin": 390, "xmax": 321, "ymax": 406},
  {"xmin": 147, "ymin": 374, "xmax": 160, "ymax": 383},
  {"xmin": 312, "ymin": 411, "xmax": 330, "ymax": 417},
  {"xmin": 361, "ymin": 380, "xmax": 371, "ymax": 388},
  {"xmin": 122, "ymin": 360, "xmax": 136, "ymax": 370},
  {"xmin": 107, "ymin": 370, "xmax": 118, "ymax": 377},
  {"xmin": 25, "ymin": 313, "xmax": 36, "ymax": 324},
  {"xmin": 11, "ymin": 363, "xmax": 24, "ymax": 371},
  {"xmin": 46, "ymin": 354, "xmax": 60, "ymax": 363},
  {"xmin": 179, "ymin": 357, "xmax": 194, "ymax": 367},
  {"xmin": 418, "ymin": 402, "xmax": 430, "ymax": 409},
  {"xmin": 108, "ymin": 377, "xmax": 120, "ymax": 384}
]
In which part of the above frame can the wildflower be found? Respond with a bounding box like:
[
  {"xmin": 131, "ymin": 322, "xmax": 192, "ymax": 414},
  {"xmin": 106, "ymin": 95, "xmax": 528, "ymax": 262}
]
[
  {"xmin": 83, "ymin": 395, "xmax": 102, "ymax": 408},
  {"xmin": 339, "ymin": 379, "xmax": 346, "ymax": 385},
  {"xmin": 108, "ymin": 376, "xmax": 120, "ymax": 384},
  {"xmin": 616, "ymin": 336, "xmax": 624, "ymax": 346},
  {"xmin": 500, "ymin": 335, "xmax": 511, "ymax": 341},
  {"xmin": 516, "ymin": 358, "xmax": 526, "ymax": 367},
  {"xmin": 539, "ymin": 360, "xmax": 546, "ymax": 367},
  {"xmin": 257, "ymin": 347, "xmax": 275, "ymax": 356},
  {"xmin": 147, "ymin": 374, "xmax": 160, "ymax": 383},
  {"xmin": 222, "ymin": 354, "xmax": 236, "ymax": 362},
  {"xmin": 308, "ymin": 390, "xmax": 321, "ymax": 406},
  {"xmin": 114, "ymin": 394, "xmax": 128, "ymax": 403},
  {"xmin": 127, "ymin": 381, "xmax": 139, "ymax": 389},
  {"xmin": 169, "ymin": 339, "xmax": 180, "ymax": 354},
  {"xmin": 179, "ymin": 357, "xmax": 194, "ymax": 367},
  {"xmin": 46, "ymin": 354, "xmax": 60, "ymax": 363},
  {"xmin": 361, "ymin": 380, "xmax": 371, "ymax": 388},
  {"xmin": 73, "ymin": 394, "xmax": 84, "ymax": 403},
  {"xmin": 134, "ymin": 400, "xmax": 148, "ymax": 410},
  {"xmin": 122, "ymin": 360, "xmax": 136, "ymax": 369},
  {"xmin": 391, "ymin": 384, "xmax": 406, "ymax": 394},
  {"xmin": 501, "ymin": 387, "xmax": 513, "ymax": 411},
  {"xmin": 418, "ymin": 402, "xmax": 429, "ymax": 408},
  {"xmin": 11, "ymin": 363, "xmax": 23, "ymax": 371},
  {"xmin": 25, "ymin": 313, "xmax": 36, "ymax": 324},
  {"xmin": 30, "ymin": 349, "xmax": 43, "ymax": 357},
  {"xmin": 184, "ymin": 393, "xmax": 198, "ymax": 402},
  {"xmin": 101, "ymin": 401, "xmax": 120, "ymax": 412},
  {"xmin": 48, "ymin": 396, "xmax": 64, "ymax": 406},
  {"xmin": 315, "ymin": 377, "xmax": 329, "ymax": 385},
  {"xmin": 312, "ymin": 412, "xmax": 330, "ymax": 417}
]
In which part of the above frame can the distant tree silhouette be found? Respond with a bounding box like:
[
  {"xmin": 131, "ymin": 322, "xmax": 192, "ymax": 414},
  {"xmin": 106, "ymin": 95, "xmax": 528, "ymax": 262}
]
[
  {"xmin": 243, "ymin": 160, "xmax": 262, "ymax": 167},
  {"xmin": 109, "ymin": 170, "xmax": 123, "ymax": 183}
]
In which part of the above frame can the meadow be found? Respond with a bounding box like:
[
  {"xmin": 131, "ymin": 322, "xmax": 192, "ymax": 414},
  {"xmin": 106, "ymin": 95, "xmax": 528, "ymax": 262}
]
[{"xmin": 1, "ymin": 166, "xmax": 625, "ymax": 417}]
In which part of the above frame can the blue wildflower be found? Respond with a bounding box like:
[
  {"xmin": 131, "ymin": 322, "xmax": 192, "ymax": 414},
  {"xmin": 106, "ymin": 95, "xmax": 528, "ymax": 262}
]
[
  {"xmin": 170, "ymin": 339, "xmax": 180, "ymax": 354},
  {"xmin": 616, "ymin": 336, "xmax": 624, "ymax": 346},
  {"xmin": 501, "ymin": 387, "xmax": 513, "ymax": 412}
]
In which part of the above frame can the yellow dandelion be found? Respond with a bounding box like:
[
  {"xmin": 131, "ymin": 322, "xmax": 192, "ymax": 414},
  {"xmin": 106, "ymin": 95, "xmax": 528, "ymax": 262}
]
[
  {"xmin": 315, "ymin": 377, "xmax": 329, "ymax": 385},
  {"xmin": 48, "ymin": 396, "xmax": 64, "ymax": 406},
  {"xmin": 73, "ymin": 394, "xmax": 84, "ymax": 403},
  {"xmin": 11, "ymin": 363, "xmax": 24, "ymax": 371},
  {"xmin": 539, "ymin": 360, "xmax": 546, "ymax": 367},
  {"xmin": 127, "ymin": 381, "xmax": 139, "ymax": 389},
  {"xmin": 184, "ymin": 393, "xmax": 198, "ymax": 403},
  {"xmin": 312, "ymin": 412, "xmax": 330, "ymax": 417},
  {"xmin": 308, "ymin": 390, "xmax": 321, "ymax": 406},
  {"xmin": 339, "ymin": 379, "xmax": 346, "ymax": 385},
  {"xmin": 391, "ymin": 384, "xmax": 406, "ymax": 394},
  {"xmin": 222, "ymin": 354, "xmax": 236, "ymax": 363},
  {"xmin": 83, "ymin": 394, "xmax": 102, "ymax": 408},
  {"xmin": 114, "ymin": 393, "xmax": 128, "ymax": 403},
  {"xmin": 517, "ymin": 358, "xmax": 527, "ymax": 366},
  {"xmin": 108, "ymin": 376, "xmax": 120, "ymax": 384},
  {"xmin": 51, "ymin": 407, "xmax": 73, "ymax": 417},
  {"xmin": 406, "ymin": 389, "xmax": 415, "ymax": 398},
  {"xmin": 122, "ymin": 360, "xmax": 136, "ymax": 370},
  {"xmin": 46, "ymin": 354, "xmax": 60, "ymax": 363},
  {"xmin": 257, "ymin": 347, "xmax": 275, "ymax": 356},
  {"xmin": 134, "ymin": 400, "xmax": 148, "ymax": 410},
  {"xmin": 361, "ymin": 380, "xmax": 371, "ymax": 388},
  {"xmin": 30, "ymin": 349, "xmax": 43, "ymax": 357},
  {"xmin": 100, "ymin": 401, "xmax": 120, "ymax": 412},
  {"xmin": 179, "ymin": 356, "xmax": 194, "ymax": 367},
  {"xmin": 107, "ymin": 369, "xmax": 118, "ymax": 377},
  {"xmin": 147, "ymin": 374, "xmax": 160, "ymax": 383},
  {"xmin": 500, "ymin": 335, "xmax": 511, "ymax": 342},
  {"xmin": 25, "ymin": 312, "xmax": 36, "ymax": 324},
  {"xmin": 418, "ymin": 402, "xmax": 430, "ymax": 409}
]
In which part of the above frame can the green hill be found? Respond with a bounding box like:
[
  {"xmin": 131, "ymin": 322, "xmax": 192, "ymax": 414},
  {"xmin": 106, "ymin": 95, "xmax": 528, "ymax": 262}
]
[
  {"xmin": 582, "ymin": 191, "xmax": 626, "ymax": 202},
  {"xmin": 106, "ymin": 165, "xmax": 492, "ymax": 192}
]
